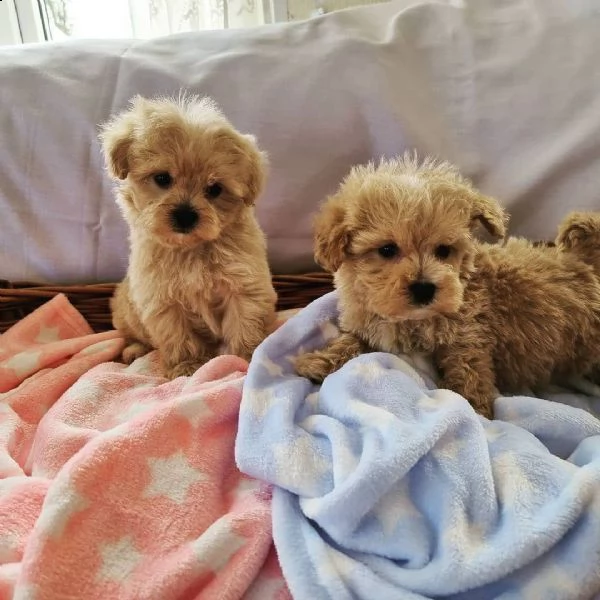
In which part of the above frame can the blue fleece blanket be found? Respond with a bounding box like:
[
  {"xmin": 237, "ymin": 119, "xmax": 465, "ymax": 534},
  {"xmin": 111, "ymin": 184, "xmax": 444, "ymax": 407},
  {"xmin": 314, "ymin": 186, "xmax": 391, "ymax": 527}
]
[{"xmin": 235, "ymin": 292, "xmax": 600, "ymax": 600}]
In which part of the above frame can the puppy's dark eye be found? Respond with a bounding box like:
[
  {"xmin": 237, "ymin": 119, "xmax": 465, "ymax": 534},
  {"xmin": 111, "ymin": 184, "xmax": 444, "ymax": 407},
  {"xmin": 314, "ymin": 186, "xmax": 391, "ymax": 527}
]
[
  {"xmin": 435, "ymin": 245, "xmax": 452, "ymax": 259},
  {"xmin": 205, "ymin": 183, "xmax": 223, "ymax": 199},
  {"xmin": 153, "ymin": 172, "xmax": 172, "ymax": 189},
  {"xmin": 377, "ymin": 243, "xmax": 400, "ymax": 259}
]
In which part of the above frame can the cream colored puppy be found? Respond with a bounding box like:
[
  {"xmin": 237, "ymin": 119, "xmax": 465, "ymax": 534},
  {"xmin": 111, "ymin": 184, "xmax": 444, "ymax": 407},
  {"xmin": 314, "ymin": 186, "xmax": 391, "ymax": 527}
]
[
  {"xmin": 100, "ymin": 94, "xmax": 276, "ymax": 378},
  {"xmin": 295, "ymin": 156, "xmax": 600, "ymax": 419}
]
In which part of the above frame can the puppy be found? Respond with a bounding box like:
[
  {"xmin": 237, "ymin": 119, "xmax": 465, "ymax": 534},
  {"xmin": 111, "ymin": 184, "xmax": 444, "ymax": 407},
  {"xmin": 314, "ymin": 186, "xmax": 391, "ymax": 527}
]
[
  {"xmin": 100, "ymin": 94, "xmax": 277, "ymax": 378},
  {"xmin": 294, "ymin": 155, "xmax": 600, "ymax": 418}
]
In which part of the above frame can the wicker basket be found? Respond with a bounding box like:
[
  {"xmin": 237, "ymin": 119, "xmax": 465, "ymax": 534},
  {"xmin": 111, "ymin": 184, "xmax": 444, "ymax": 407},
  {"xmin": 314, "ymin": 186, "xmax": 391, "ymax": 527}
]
[
  {"xmin": 0, "ymin": 239, "xmax": 556, "ymax": 334},
  {"xmin": 0, "ymin": 273, "xmax": 334, "ymax": 334}
]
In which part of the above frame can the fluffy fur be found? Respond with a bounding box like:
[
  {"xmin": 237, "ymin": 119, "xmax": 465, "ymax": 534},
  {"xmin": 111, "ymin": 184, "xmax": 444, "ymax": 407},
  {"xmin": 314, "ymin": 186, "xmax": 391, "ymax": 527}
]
[
  {"xmin": 100, "ymin": 94, "xmax": 276, "ymax": 378},
  {"xmin": 294, "ymin": 155, "xmax": 600, "ymax": 418}
]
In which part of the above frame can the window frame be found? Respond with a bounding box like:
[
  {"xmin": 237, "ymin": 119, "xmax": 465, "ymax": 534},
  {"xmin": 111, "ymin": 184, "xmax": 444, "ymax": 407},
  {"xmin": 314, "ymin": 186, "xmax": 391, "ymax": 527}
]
[
  {"xmin": 15, "ymin": 0, "xmax": 48, "ymax": 43},
  {"xmin": 0, "ymin": 0, "xmax": 48, "ymax": 45},
  {"xmin": 1, "ymin": 0, "xmax": 290, "ymax": 46},
  {"xmin": 0, "ymin": 0, "xmax": 23, "ymax": 45}
]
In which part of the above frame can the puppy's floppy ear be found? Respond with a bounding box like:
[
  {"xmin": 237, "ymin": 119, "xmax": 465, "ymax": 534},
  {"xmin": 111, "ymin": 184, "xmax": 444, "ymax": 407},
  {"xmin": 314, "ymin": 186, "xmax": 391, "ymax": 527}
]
[
  {"xmin": 314, "ymin": 194, "xmax": 351, "ymax": 273},
  {"xmin": 238, "ymin": 134, "xmax": 267, "ymax": 206},
  {"xmin": 468, "ymin": 191, "xmax": 507, "ymax": 241},
  {"xmin": 98, "ymin": 95, "xmax": 146, "ymax": 180},
  {"xmin": 556, "ymin": 211, "xmax": 600, "ymax": 249}
]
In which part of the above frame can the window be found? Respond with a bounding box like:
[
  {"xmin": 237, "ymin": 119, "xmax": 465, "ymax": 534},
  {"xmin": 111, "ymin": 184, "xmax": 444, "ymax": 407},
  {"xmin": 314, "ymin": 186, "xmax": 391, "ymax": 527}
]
[{"xmin": 1, "ymin": 0, "xmax": 389, "ymax": 45}]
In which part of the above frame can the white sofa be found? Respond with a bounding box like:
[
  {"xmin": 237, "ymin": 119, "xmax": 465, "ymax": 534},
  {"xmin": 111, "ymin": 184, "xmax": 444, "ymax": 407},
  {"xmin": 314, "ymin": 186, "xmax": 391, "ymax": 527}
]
[{"xmin": 1, "ymin": 0, "xmax": 600, "ymax": 283}]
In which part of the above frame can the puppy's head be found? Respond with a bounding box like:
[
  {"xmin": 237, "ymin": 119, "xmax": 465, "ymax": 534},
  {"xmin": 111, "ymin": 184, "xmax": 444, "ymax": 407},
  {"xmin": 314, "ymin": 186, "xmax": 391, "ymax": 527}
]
[
  {"xmin": 99, "ymin": 94, "xmax": 266, "ymax": 248},
  {"xmin": 315, "ymin": 155, "xmax": 507, "ymax": 321},
  {"xmin": 556, "ymin": 211, "xmax": 600, "ymax": 273},
  {"xmin": 557, "ymin": 211, "xmax": 600, "ymax": 250}
]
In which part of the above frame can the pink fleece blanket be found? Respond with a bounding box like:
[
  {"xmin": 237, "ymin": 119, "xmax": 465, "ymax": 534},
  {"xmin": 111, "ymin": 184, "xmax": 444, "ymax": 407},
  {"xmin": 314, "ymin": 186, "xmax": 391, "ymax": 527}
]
[{"xmin": 0, "ymin": 294, "xmax": 290, "ymax": 600}]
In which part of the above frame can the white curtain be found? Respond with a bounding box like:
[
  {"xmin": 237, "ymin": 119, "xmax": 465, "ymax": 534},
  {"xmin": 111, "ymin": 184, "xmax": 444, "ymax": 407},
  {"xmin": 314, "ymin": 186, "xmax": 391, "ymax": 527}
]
[
  {"xmin": 128, "ymin": 0, "xmax": 268, "ymax": 36},
  {"xmin": 43, "ymin": 0, "xmax": 269, "ymax": 41}
]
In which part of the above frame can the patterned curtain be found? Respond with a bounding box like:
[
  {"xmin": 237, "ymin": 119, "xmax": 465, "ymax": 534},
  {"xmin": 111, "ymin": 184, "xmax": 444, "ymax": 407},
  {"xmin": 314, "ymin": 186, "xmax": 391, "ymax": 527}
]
[
  {"xmin": 130, "ymin": 0, "xmax": 266, "ymax": 35},
  {"xmin": 42, "ymin": 0, "xmax": 268, "ymax": 40}
]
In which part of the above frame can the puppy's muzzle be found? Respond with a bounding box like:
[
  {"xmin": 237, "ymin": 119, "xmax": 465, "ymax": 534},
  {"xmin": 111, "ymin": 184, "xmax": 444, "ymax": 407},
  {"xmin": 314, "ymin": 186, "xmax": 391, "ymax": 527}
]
[
  {"xmin": 408, "ymin": 281, "xmax": 437, "ymax": 306},
  {"xmin": 170, "ymin": 204, "xmax": 199, "ymax": 233}
]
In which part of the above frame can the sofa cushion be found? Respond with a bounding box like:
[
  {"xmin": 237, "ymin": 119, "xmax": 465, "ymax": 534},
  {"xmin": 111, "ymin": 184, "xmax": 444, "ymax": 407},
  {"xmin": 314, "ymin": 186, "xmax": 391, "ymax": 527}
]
[{"xmin": 1, "ymin": 0, "xmax": 600, "ymax": 282}]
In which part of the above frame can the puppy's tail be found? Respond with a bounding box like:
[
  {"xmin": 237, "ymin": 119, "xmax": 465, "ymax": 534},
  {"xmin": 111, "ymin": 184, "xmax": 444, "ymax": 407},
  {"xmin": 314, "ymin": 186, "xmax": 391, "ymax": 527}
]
[{"xmin": 556, "ymin": 211, "xmax": 600, "ymax": 274}]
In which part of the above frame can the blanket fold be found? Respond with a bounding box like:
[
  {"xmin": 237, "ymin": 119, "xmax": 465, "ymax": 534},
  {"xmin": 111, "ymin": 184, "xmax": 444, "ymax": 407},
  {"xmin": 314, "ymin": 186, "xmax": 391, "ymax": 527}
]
[{"xmin": 236, "ymin": 291, "xmax": 600, "ymax": 600}]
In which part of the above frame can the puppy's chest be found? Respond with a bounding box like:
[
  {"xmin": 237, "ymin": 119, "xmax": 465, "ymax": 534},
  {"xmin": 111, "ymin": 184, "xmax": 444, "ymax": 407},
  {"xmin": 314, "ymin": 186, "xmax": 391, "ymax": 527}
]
[
  {"xmin": 364, "ymin": 318, "xmax": 458, "ymax": 355},
  {"xmin": 133, "ymin": 261, "xmax": 233, "ymax": 328}
]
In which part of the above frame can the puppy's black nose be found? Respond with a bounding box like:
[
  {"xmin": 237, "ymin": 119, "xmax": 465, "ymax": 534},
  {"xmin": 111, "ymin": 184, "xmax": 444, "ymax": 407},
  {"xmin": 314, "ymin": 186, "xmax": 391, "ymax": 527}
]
[
  {"xmin": 170, "ymin": 204, "xmax": 199, "ymax": 233},
  {"xmin": 408, "ymin": 281, "xmax": 437, "ymax": 306}
]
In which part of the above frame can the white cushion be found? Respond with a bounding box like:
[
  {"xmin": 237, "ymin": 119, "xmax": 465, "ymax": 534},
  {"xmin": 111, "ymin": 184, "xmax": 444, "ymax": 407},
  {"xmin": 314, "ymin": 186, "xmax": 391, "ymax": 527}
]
[{"xmin": 1, "ymin": 0, "xmax": 600, "ymax": 282}]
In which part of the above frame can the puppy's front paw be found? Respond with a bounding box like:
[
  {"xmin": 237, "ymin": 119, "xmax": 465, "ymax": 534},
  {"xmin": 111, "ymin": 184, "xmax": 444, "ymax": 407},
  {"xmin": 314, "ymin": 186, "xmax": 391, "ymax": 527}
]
[
  {"xmin": 164, "ymin": 360, "xmax": 202, "ymax": 379},
  {"xmin": 294, "ymin": 351, "xmax": 338, "ymax": 383},
  {"xmin": 122, "ymin": 342, "xmax": 152, "ymax": 364}
]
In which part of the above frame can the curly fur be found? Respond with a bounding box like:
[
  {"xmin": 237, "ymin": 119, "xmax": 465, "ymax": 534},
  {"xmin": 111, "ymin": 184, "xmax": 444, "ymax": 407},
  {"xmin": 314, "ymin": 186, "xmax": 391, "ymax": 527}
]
[
  {"xmin": 100, "ymin": 94, "xmax": 276, "ymax": 378},
  {"xmin": 295, "ymin": 155, "xmax": 600, "ymax": 418}
]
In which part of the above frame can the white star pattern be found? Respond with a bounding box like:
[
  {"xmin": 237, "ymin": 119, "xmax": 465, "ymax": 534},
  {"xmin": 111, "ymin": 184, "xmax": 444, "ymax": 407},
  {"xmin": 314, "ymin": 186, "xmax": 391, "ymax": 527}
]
[
  {"xmin": 417, "ymin": 393, "xmax": 443, "ymax": 411},
  {"xmin": 67, "ymin": 378, "xmax": 105, "ymax": 402},
  {"xmin": 568, "ymin": 465, "xmax": 600, "ymax": 507},
  {"xmin": 346, "ymin": 397, "xmax": 395, "ymax": 430},
  {"xmin": 116, "ymin": 400, "xmax": 161, "ymax": 424},
  {"xmin": 285, "ymin": 345, "xmax": 306, "ymax": 369},
  {"xmin": 314, "ymin": 545, "xmax": 356, "ymax": 583},
  {"xmin": 304, "ymin": 392, "xmax": 320, "ymax": 412},
  {"xmin": 2, "ymin": 350, "xmax": 42, "ymax": 379},
  {"xmin": 35, "ymin": 483, "xmax": 89, "ymax": 539},
  {"xmin": 229, "ymin": 477, "xmax": 261, "ymax": 504},
  {"xmin": 319, "ymin": 321, "xmax": 340, "ymax": 342},
  {"xmin": 13, "ymin": 583, "xmax": 38, "ymax": 600},
  {"xmin": 126, "ymin": 357, "xmax": 154, "ymax": 375},
  {"xmin": 494, "ymin": 400, "xmax": 520, "ymax": 422},
  {"xmin": 244, "ymin": 386, "xmax": 278, "ymax": 420},
  {"xmin": 243, "ymin": 575, "xmax": 287, "ymax": 600},
  {"xmin": 432, "ymin": 434, "xmax": 468, "ymax": 461},
  {"xmin": 260, "ymin": 355, "xmax": 284, "ymax": 377},
  {"xmin": 418, "ymin": 389, "xmax": 458, "ymax": 412},
  {"xmin": 351, "ymin": 361, "xmax": 386, "ymax": 383},
  {"xmin": 493, "ymin": 452, "xmax": 538, "ymax": 509},
  {"xmin": 61, "ymin": 380, "xmax": 105, "ymax": 426},
  {"xmin": 34, "ymin": 325, "xmax": 61, "ymax": 344},
  {"xmin": 0, "ymin": 404, "xmax": 16, "ymax": 441},
  {"xmin": 272, "ymin": 434, "xmax": 330, "ymax": 494},
  {"xmin": 0, "ymin": 531, "xmax": 20, "ymax": 562},
  {"xmin": 374, "ymin": 481, "xmax": 421, "ymax": 537},
  {"xmin": 442, "ymin": 507, "xmax": 487, "ymax": 561},
  {"xmin": 96, "ymin": 536, "xmax": 143, "ymax": 583},
  {"xmin": 328, "ymin": 438, "xmax": 360, "ymax": 484},
  {"xmin": 402, "ymin": 352, "xmax": 438, "ymax": 385},
  {"xmin": 143, "ymin": 451, "xmax": 207, "ymax": 504},
  {"xmin": 393, "ymin": 355, "xmax": 432, "ymax": 387},
  {"xmin": 485, "ymin": 425, "xmax": 507, "ymax": 444},
  {"xmin": 81, "ymin": 340, "xmax": 119, "ymax": 356},
  {"xmin": 176, "ymin": 394, "xmax": 215, "ymax": 428},
  {"xmin": 191, "ymin": 517, "xmax": 247, "ymax": 572},
  {"xmin": 0, "ymin": 453, "xmax": 21, "ymax": 478},
  {"xmin": 0, "ymin": 475, "xmax": 25, "ymax": 495},
  {"xmin": 518, "ymin": 564, "xmax": 579, "ymax": 600}
]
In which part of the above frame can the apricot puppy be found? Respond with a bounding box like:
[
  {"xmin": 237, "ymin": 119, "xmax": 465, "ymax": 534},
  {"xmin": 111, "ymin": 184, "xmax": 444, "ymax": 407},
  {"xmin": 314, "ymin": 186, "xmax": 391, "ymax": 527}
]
[
  {"xmin": 100, "ymin": 94, "xmax": 276, "ymax": 378},
  {"xmin": 295, "ymin": 155, "xmax": 600, "ymax": 418}
]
